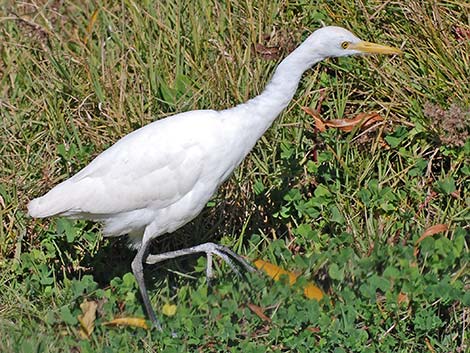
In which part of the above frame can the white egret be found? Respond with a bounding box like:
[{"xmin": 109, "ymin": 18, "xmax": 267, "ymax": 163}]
[{"xmin": 28, "ymin": 26, "xmax": 401, "ymax": 328}]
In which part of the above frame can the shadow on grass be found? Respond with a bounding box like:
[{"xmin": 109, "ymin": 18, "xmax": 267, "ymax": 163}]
[{"xmin": 76, "ymin": 201, "xmax": 254, "ymax": 293}]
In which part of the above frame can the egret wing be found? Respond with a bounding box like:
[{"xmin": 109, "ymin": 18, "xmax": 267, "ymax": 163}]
[{"xmin": 29, "ymin": 110, "xmax": 221, "ymax": 218}]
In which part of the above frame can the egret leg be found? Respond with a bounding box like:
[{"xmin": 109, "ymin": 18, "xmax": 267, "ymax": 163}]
[
  {"xmin": 131, "ymin": 240, "xmax": 162, "ymax": 330},
  {"xmin": 206, "ymin": 250, "xmax": 213, "ymax": 286},
  {"xmin": 145, "ymin": 242, "xmax": 256, "ymax": 281}
]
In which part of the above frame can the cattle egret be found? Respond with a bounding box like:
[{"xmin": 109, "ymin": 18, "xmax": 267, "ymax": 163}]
[{"xmin": 28, "ymin": 26, "xmax": 401, "ymax": 329}]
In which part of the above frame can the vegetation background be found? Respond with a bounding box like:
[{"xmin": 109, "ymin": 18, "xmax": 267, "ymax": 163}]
[{"xmin": 0, "ymin": 0, "xmax": 468, "ymax": 352}]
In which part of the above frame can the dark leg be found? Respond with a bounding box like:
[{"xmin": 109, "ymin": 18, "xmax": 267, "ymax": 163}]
[
  {"xmin": 131, "ymin": 239, "xmax": 162, "ymax": 330},
  {"xmin": 145, "ymin": 242, "xmax": 256, "ymax": 279}
]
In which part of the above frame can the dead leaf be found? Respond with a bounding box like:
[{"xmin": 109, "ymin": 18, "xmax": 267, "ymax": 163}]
[
  {"xmin": 162, "ymin": 303, "xmax": 177, "ymax": 317},
  {"xmin": 425, "ymin": 337, "xmax": 436, "ymax": 353},
  {"xmin": 254, "ymin": 259, "xmax": 298, "ymax": 284},
  {"xmin": 414, "ymin": 224, "xmax": 449, "ymax": 257},
  {"xmin": 397, "ymin": 292, "xmax": 409, "ymax": 306},
  {"xmin": 305, "ymin": 326, "xmax": 320, "ymax": 333},
  {"xmin": 302, "ymin": 108, "xmax": 384, "ymax": 132},
  {"xmin": 378, "ymin": 136, "xmax": 391, "ymax": 150},
  {"xmin": 83, "ymin": 9, "xmax": 99, "ymax": 45},
  {"xmin": 302, "ymin": 106, "xmax": 326, "ymax": 132},
  {"xmin": 253, "ymin": 30, "xmax": 296, "ymax": 60},
  {"xmin": 247, "ymin": 303, "xmax": 272, "ymax": 322},
  {"xmin": 103, "ymin": 317, "xmax": 149, "ymax": 330},
  {"xmin": 420, "ymin": 224, "xmax": 449, "ymax": 238},
  {"xmin": 358, "ymin": 113, "xmax": 384, "ymax": 129},
  {"xmin": 78, "ymin": 300, "xmax": 98, "ymax": 339},
  {"xmin": 254, "ymin": 259, "xmax": 324, "ymax": 301},
  {"xmin": 254, "ymin": 43, "xmax": 281, "ymax": 60},
  {"xmin": 324, "ymin": 112, "xmax": 383, "ymax": 132},
  {"xmin": 303, "ymin": 282, "xmax": 324, "ymax": 300}
]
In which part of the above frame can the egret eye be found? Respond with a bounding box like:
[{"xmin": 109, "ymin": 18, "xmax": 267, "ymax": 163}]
[{"xmin": 341, "ymin": 41, "xmax": 350, "ymax": 49}]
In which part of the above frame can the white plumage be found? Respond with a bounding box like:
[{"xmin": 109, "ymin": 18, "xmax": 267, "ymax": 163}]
[
  {"xmin": 28, "ymin": 26, "xmax": 401, "ymax": 328},
  {"xmin": 30, "ymin": 110, "xmax": 236, "ymax": 238}
]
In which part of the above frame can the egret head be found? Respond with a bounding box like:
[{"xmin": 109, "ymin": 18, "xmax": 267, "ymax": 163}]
[{"xmin": 305, "ymin": 26, "xmax": 402, "ymax": 59}]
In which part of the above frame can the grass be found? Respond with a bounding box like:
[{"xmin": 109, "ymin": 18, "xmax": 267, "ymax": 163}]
[{"xmin": 0, "ymin": 0, "xmax": 469, "ymax": 352}]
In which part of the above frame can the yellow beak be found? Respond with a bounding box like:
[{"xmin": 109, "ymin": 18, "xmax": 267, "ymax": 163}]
[{"xmin": 349, "ymin": 41, "xmax": 403, "ymax": 55}]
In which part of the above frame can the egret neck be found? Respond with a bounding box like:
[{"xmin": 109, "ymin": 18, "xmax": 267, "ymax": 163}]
[{"xmin": 230, "ymin": 39, "xmax": 323, "ymax": 154}]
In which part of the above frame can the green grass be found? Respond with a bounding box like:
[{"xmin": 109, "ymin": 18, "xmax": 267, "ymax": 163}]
[{"xmin": 1, "ymin": 0, "xmax": 469, "ymax": 352}]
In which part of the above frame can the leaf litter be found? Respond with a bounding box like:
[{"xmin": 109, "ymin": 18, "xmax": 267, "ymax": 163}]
[{"xmin": 253, "ymin": 259, "xmax": 324, "ymax": 301}]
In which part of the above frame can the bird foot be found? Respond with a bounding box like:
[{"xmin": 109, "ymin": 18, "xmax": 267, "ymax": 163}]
[{"xmin": 145, "ymin": 242, "xmax": 256, "ymax": 283}]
